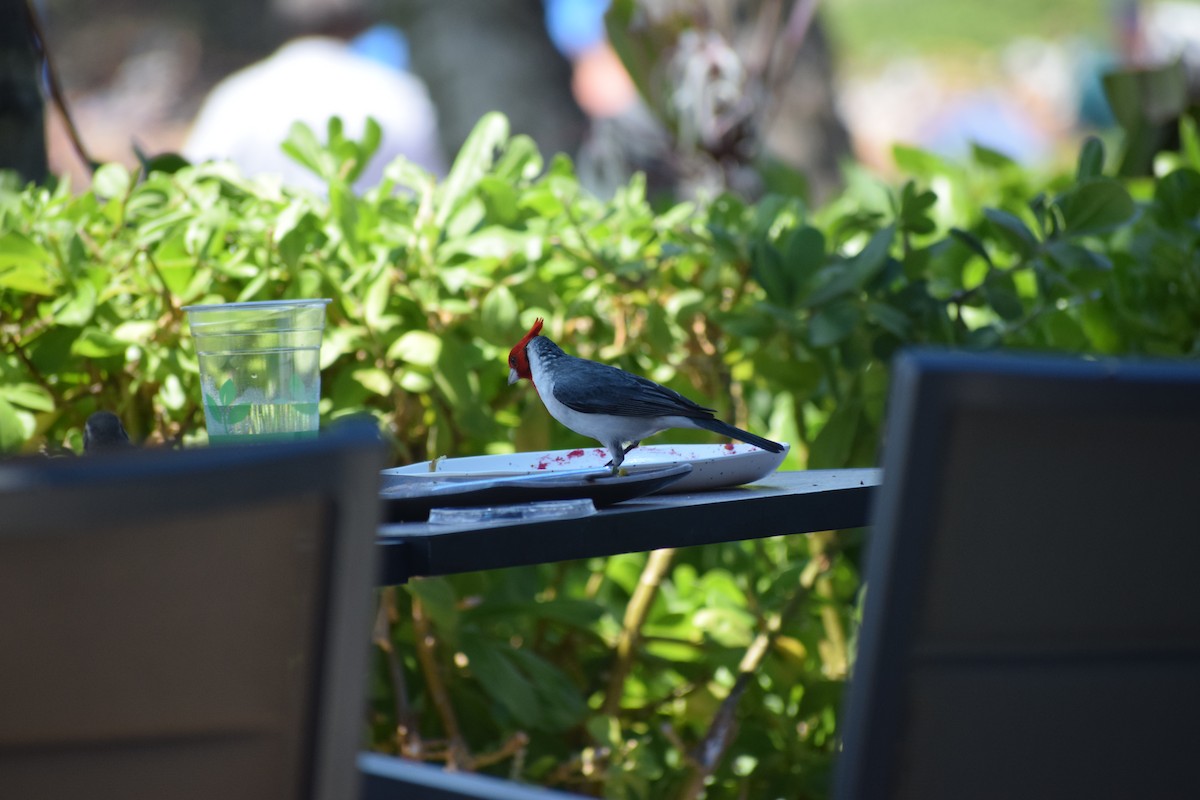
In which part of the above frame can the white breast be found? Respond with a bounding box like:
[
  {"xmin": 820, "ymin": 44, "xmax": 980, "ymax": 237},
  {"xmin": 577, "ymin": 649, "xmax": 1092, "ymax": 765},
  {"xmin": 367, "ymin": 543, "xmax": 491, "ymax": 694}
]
[{"xmin": 527, "ymin": 346, "xmax": 696, "ymax": 450}]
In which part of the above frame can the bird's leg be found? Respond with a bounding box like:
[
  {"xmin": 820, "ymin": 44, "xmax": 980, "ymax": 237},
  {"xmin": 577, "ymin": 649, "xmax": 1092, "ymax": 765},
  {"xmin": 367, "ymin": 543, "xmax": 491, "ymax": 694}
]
[
  {"xmin": 621, "ymin": 440, "xmax": 641, "ymax": 457},
  {"xmin": 603, "ymin": 439, "xmax": 635, "ymax": 473}
]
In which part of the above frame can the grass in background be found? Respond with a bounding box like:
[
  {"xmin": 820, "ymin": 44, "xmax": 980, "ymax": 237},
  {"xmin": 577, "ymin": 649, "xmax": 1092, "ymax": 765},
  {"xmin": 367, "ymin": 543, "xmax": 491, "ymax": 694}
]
[{"xmin": 824, "ymin": 0, "xmax": 1114, "ymax": 67}]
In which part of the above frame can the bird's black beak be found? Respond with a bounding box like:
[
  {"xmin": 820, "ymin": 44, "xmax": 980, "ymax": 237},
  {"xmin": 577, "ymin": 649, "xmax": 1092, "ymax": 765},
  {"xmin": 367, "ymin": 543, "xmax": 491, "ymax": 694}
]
[{"xmin": 508, "ymin": 368, "xmax": 519, "ymax": 385}]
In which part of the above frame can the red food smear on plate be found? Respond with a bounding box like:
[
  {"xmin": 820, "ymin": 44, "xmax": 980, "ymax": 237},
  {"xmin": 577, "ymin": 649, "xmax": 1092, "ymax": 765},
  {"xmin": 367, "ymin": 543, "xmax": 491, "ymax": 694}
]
[{"xmin": 535, "ymin": 449, "xmax": 593, "ymax": 469}]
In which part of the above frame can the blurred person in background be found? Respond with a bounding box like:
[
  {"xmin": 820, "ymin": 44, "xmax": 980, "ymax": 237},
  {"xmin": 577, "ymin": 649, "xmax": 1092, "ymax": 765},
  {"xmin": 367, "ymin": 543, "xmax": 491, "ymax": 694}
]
[
  {"xmin": 548, "ymin": 0, "xmax": 851, "ymax": 205},
  {"xmin": 184, "ymin": 0, "xmax": 445, "ymax": 192}
]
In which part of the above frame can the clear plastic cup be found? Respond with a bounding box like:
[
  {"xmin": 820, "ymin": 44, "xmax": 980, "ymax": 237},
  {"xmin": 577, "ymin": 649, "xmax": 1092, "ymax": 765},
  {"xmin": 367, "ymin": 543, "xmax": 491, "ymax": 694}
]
[{"xmin": 183, "ymin": 299, "xmax": 331, "ymax": 444}]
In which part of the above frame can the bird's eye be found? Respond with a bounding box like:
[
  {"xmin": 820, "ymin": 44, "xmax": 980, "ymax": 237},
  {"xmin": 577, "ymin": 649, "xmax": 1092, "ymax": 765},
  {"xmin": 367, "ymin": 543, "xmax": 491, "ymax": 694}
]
[{"xmin": 508, "ymin": 355, "xmax": 516, "ymax": 367}]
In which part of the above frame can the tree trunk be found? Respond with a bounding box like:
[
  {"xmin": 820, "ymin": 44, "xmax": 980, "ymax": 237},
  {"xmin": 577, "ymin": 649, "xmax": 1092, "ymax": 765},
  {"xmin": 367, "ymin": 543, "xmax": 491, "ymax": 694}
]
[
  {"xmin": 0, "ymin": 0, "xmax": 48, "ymax": 183},
  {"xmin": 395, "ymin": 0, "xmax": 587, "ymax": 162}
]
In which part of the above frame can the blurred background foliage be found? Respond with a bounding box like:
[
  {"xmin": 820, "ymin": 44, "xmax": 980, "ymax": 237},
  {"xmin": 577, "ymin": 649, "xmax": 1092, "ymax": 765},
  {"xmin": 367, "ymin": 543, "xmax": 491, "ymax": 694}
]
[
  {"xmin": 3, "ymin": 110, "xmax": 1200, "ymax": 795},
  {"xmin": 3, "ymin": 0, "xmax": 1200, "ymax": 798}
]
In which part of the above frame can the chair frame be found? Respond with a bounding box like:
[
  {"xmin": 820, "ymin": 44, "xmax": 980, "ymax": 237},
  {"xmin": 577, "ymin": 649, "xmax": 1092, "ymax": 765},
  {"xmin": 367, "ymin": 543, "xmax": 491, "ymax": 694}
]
[
  {"xmin": 0, "ymin": 424, "xmax": 385, "ymax": 800},
  {"xmin": 835, "ymin": 349, "xmax": 1200, "ymax": 799}
]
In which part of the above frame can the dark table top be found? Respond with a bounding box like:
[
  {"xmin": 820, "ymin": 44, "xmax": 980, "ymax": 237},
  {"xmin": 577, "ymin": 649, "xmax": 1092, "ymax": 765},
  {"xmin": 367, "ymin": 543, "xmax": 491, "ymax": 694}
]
[{"xmin": 376, "ymin": 469, "xmax": 880, "ymax": 584}]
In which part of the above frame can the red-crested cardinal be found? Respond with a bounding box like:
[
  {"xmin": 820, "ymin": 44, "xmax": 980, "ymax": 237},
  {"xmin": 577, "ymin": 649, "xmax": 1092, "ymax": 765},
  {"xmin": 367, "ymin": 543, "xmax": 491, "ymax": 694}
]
[{"xmin": 507, "ymin": 318, "xmax": 784, "ymax": 471}]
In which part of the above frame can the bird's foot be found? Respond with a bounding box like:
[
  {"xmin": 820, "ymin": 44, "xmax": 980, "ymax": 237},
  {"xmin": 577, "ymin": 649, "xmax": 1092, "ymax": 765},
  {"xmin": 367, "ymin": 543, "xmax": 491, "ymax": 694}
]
[{"xmin": 605, "ymin": 442, "xmax": 637, "ymax": 475}]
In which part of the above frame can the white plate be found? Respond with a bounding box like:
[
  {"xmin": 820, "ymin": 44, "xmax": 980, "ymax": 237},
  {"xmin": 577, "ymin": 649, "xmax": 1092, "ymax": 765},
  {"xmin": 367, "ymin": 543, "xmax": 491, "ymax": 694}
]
[{"xmin": 382, "ymin": 443, "xmax": 790, "ymax": 493}]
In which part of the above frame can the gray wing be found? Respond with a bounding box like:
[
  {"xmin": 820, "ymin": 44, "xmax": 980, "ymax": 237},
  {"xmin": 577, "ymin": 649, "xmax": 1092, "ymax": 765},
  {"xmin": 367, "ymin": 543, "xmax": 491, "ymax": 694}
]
[{"xmin": 551, "ymin": 356, "xmax": 716, "ymax": 419}]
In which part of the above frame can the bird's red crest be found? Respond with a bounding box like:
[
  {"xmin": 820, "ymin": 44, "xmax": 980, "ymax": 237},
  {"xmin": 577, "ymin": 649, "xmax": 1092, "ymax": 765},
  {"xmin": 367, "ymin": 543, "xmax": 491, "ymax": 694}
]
[{"xmin": 507, "ymin": 317, "xmax": 544, "ymax": 380}]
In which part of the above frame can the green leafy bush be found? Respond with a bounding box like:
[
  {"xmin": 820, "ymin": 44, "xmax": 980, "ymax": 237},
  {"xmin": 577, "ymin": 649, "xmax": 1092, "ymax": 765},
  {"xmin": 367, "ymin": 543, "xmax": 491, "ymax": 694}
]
[{"xmin": 3, "ymin": 113, "xmax": 1199, "ymax": 798}]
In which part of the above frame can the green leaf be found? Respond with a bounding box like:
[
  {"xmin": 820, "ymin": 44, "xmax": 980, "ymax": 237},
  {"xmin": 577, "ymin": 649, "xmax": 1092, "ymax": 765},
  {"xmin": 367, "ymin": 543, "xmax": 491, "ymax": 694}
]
[
  {"xmin": 808, "ymin": 299, "xmax": 862, "ymax": 348},
  {"xmin": 141, "ymin": 152, "xmax": 190, "ymax": 175},
  {"xmin": 461, "ymin": 642, "xmax": 543, "ymax": 728},
  {"xmin": 492, "ymin": 134, "xmax": 543, "ymax": 182},
  {"xmin": 352, "ymin": 367, "xmax": 393, "ymax": 397},
  {"xmin": 444, "ymin": 227, "xmax": 538, "ymax": 260},
  {"xmin": 848, "ymin": 224, "xmax": 895, "ymax": 288},
  {"xmin": 1056, "ymin": 178, "xmax": 1137, "ymax": 237},
  {"xmin": 983, "ymin": 272, "xmax": 1025, "ymax": 321},
  {"xmin": 71, "ymin": 327, "xmax": 127, "ymax": 358},
  {"xmin": 983, "ymin": 208, "xmax": 1038, "ymax": 258},
  {"xmin": 359, "ymin": 116, "xmax": 383, "ymax": 168},
  {"xmin": 1044, "ymin": 241, "xmax": 1112, "ymax": 276},
  {"xmin": 481, "ymin": 285, "xmax": 520, "ymax": 341},
  {"xmin": 112, "ymin": 321, "xmax": 158, "ymax": 345},
  {"xmin": 948, "ymin": 227, "xmax": 994, "ymax": 270},
  {"xmin": 972, "ymin": 143, "xmax": 1018, "ymax": 169},
  {"xmin": 804, "ymin": 268, "xmax": 855, "ymax": 308},
  {"xmin": 898, "ymin": 181, "xmax": 937, "ymax": 235},
  {"xmin": 1076, "ymin": 136, "xmax": 1106, "ymax": 181},
  {"xmin": 518, "ymin": 184, "xmax": 565, "ymax": 217},
  {"xmin": 363, "ymin": 267, "xmax": 392, "ymax": 330},
  {"xmin": 0, "ymin": 232, "xmax": 57, "ymax": 295},
  {"xmin": 1154, "ymin": 168, "xmax": 1200, "ymax": 227},
  {"xmin": 381, "ymin": 157, "xmax": 435, "ymax": 194},
  {"xmin": 751, "ymin": 240, "xmax": 790, "ymax": 306},
  {"xmin": 1181, "ymin": 115, "xmax": 1200, "ymax": 170},
  {"xmin": 92, "ymin": 163, "xmax": 131, "ymax": 199},
  {"xmin": 437, "ymin": 112, "xmax": 510, "ymax": 227},
  {"xmin": 866, "ymin": 301, "xmax": 911, "ymax": 338},
  {"xmin": 388, "ymin": 330, "xmax": 442, "ymax": 367},
  {"xmin": 1103, "ymin": 60, "xmax": 1188, "ymax": 175},
  {"xmin": 399, "ymin": 371, "xmax": 433, "ymax": 393},
  {"xmin": 783, "ymin": 225, "xmax": 826, "ymax": 298},
  {"xmin": 892, "ymin": 144, "xmax": 951, "ymax": 178},
  {"xmin": 406, "ymin": 578, "xmax": 460, "ymax": 637},
  {"xmin": 1080, "ymin": 299, "xmax": 1123, "ymax": 353},
  {"xmin": 506, "ymin": 648, "xmax": 587, "ymax": 730},
  {"xmin": 693, "ymin": 607, "xmax": 755, "ymax": 647},
  {"xmin": 809, "ymin": 402, "xmax": 860, "ymax": 469},
  {"xmin": 281, "ymin": 121, "xmax": 325, "ymax": 177},
  {"xmin": 49, "ymin": 280, "xmax": 98, "ymax": 326},
  {"xmin": 27, "ymin": 326, "xmax": 80, "ymax": 374},
  {"xmin": 219, "ymin": 378, "xmax": 238, "ymax": 406},
  {"xmin": 0, "ymin": 383, "xmax": 55, "ymax": 412},
  {"xmin": 152, "ymin": 234, "xmax": 200, "ymax": 296},
  {"xmin": 0, "ymin": 398, "xmax": 26, "ymax": 452},
  {"xmin": 479, "ymin": 176, "xmax": 520, "ymax": 225}
]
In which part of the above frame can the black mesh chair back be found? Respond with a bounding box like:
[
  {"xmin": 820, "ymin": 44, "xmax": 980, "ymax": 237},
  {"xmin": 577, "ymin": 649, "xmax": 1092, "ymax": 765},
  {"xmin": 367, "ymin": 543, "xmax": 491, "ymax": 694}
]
[
  {"xmin": 0, "ymin": 424, "xmax": 384, "ymax": 800},
  {"xmin": 835, "ymin": 350, "xmax": 1200, "ymax": 800}
]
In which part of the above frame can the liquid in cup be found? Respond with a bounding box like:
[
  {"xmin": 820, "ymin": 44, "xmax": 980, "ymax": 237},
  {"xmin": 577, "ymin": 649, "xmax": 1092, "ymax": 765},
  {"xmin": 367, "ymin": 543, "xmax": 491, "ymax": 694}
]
[{"xmin": 184, "ymin": 299, "xmax": 330, "ymax": 443}]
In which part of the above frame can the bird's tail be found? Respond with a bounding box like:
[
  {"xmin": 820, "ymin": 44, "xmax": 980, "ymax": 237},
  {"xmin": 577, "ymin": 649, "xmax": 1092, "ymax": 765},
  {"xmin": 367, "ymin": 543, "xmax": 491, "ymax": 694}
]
[{"xmin": 693, "ymin": 417, "xmax": 784, "ymax": 453}]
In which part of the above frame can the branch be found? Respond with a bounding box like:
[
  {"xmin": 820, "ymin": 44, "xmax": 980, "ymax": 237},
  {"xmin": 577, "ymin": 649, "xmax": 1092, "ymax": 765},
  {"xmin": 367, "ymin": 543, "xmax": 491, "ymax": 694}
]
[
  {"xmin": 602, "ymin": 547, "xmax": 676, "ymax": 715},
  {"xmin": 410, "ymin": 593, "xmax": 472, "ymax": 769},
  {"xmin": 472, "ymin": 732, "xmax": 530, "ymax": 770},
  {"xmin": 673, "ymin": 577, "xmax": 814, "ymax": 800},
  {"xmin": 1, "ymin": 325, "xmax": 55, "ymax": 395},
  {"xmin": 23, "ymin": 0, "xmax": 97, "ymax": 172},
  {"xmin": 141, "ymin": 248, "xmax": 181, "ymax": 323},
  {"xmin": 373, "ymin": 588, "xmax": 422, "ymax": 756},
  {"xmin": 804, "ymin": 529, "xmax": 848, "ymax": 677},
  {"xmin": 543, "ymin": 745, "xmax": 611, "ymax": 790}
]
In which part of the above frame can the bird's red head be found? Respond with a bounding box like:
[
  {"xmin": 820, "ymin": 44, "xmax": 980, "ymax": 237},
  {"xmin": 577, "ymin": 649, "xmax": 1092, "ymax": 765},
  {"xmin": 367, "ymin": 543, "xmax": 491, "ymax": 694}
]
[{"xmin": 507, "ymin": 317, "xmax": 543, "ymax": 383}]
